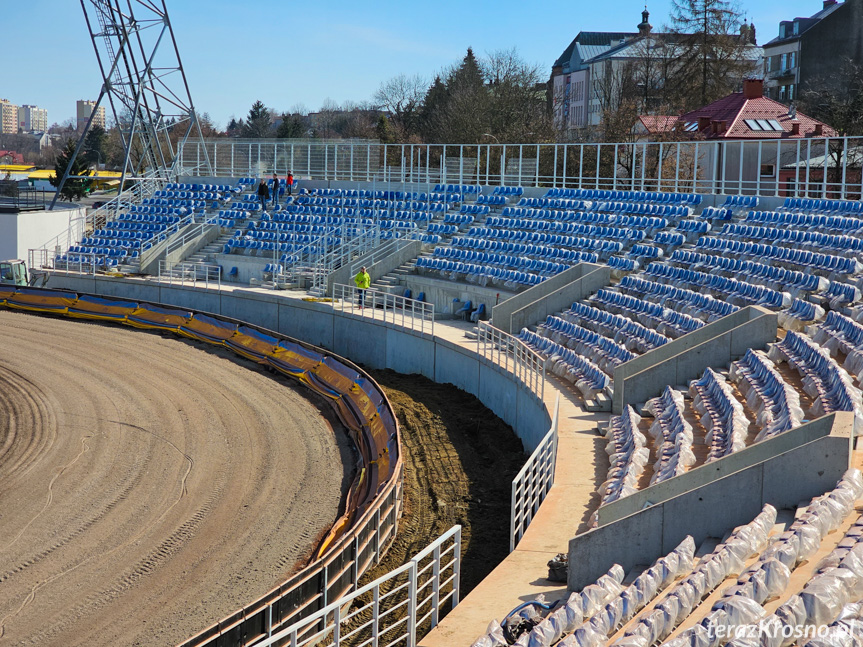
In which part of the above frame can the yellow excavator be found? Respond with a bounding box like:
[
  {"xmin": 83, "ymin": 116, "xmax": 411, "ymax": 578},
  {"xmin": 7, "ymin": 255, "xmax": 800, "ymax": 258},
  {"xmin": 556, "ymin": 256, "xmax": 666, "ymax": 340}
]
[{"xmin": 0, "ymin": 260, "xmax": 49, "ymax": 287}]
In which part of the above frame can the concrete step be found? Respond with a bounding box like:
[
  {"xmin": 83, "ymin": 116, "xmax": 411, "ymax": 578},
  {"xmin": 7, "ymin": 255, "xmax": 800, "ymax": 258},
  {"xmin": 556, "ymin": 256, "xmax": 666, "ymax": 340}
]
[{"xmin": 584, "ymin": 393, "xmax": 612, "ymax": 413}]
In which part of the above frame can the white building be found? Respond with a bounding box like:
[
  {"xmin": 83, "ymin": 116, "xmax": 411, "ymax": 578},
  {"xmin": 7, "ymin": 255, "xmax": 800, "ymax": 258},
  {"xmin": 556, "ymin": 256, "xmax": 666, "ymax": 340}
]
[{"xmin": 0, "ymin": 99, "xmax": 19, "ymax": 134}]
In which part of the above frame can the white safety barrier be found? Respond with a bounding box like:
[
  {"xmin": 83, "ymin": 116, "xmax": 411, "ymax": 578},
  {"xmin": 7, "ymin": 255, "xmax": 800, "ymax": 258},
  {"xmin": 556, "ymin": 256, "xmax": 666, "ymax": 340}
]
[
  {"xmin": 477, "ymin": 321, "xmax": 546, "ymax": 402},
  {"xmin": 510, "ymin": 395, "xmax": 560, "ymax": 552},
  {"xmin": 255, "ymin": 525, "xmax": 461, "ymax": 647},
  {"xmin": 157, "ymin": 260, "xmax": 221, "ymax": 288},
  {"xmin": 334, "ymin": 283, "xmax": 435, "ymax": 335}
]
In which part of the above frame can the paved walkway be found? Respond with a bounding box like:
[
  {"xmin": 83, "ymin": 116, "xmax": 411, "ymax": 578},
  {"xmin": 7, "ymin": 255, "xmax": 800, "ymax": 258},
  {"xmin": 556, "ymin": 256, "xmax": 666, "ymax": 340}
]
[{"xmin": 420, "ymin": 317, "xmax": 609, "ymax": 646}]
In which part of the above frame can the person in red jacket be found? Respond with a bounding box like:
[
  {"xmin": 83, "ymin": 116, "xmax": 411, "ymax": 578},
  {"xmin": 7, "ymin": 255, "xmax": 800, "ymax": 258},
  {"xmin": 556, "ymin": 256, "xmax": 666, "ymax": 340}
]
[{"xmin": 287, "ymin": 171, "xmax": 294, "ymax": 196}]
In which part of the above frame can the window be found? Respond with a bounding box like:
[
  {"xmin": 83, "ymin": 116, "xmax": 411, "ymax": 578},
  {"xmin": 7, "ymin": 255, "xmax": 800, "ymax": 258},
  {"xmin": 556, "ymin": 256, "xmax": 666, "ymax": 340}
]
[
  {"xmin": 766, "ymin": 56, "xmax": 772, "ymax": 72},
  {"xmin": 789, "ymin": 52, "xmax": 796, "ymax": 69},
  {"xmin": 793, "ymin": 21, "xmax": 799, "ymax": 35},
  {"xmin": 788, "ymin": 84, "xmax": 794, "ymax": 101},
  {"xmin": 780, "ymin": 85, "xmax": 787, "ymax": 100},
  {"xmin": 760, "ymin": 164, "xmax": 776, "ymax": 177},
  {"xmin": 780, "ymin": 53, "xmax": 787, "ymax": 70}
]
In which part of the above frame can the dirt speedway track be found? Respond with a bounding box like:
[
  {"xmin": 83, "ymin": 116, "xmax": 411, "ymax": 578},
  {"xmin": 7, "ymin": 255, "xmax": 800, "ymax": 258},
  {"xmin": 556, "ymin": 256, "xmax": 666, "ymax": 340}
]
[{"xmin": 0, "ymin": 309, "xmax": 354, "ymax": 647}]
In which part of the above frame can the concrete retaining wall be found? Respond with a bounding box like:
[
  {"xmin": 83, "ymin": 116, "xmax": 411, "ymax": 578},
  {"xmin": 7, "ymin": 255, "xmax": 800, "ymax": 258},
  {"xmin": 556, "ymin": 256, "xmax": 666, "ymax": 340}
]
[
  {"xmin": 46, "ymin": 274, "xmax": 552, "ymax": 452},
  {"xmin": 612, "ymin": 306, "xmax": 778, "ymax": 413},
  {"xmin": 568, "ymin": 412, "xmax": 854, "ymax": 590},
  {"xmin": 501, "ymin": 263, "xmax": 611, "ymax": 335}
]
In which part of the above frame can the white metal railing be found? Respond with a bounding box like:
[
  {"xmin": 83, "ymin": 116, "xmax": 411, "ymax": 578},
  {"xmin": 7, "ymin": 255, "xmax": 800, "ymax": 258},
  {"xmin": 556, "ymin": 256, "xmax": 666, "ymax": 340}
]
[
  {"xmin": 256, "ymin": 525, "xmax": 461, "ymax": 647},
  {"xmin": 29, "ymin": 249, "xmax": 112, "ymax": 276},
  {"xmin": 157, "ymin": 260, "xmax": 221, "ymax": 288},
  {"xmin": 164, "ymin": 215, "xmax": 221, "ymax": 257},
  {"xmin": 510, "ymin": 395, "xmax": 560, "ymax": 552},
  {"xmin": 334, "ymin": 284, "xmax": 435, "ymax": 335},
  {"xmin": 179, "ymin": 136, "xmax": 863, "ymax": 200},
  {"xmin": 477, "ymin": 321, "xmax": 545, "ymax": 402}
]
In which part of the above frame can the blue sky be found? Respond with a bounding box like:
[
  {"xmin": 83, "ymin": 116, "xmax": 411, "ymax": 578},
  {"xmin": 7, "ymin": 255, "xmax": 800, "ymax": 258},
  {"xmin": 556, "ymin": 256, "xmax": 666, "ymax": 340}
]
[{"xmin": 5, "ymin": 0, "xmax": 823, "ymax": 130}]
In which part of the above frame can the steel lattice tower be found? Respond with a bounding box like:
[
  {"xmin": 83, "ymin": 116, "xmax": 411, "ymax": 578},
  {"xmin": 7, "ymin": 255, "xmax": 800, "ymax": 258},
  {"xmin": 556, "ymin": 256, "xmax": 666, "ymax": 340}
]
[{"xmin": 52, "ymin": 0, "xmax": 212, "ymax": 208}]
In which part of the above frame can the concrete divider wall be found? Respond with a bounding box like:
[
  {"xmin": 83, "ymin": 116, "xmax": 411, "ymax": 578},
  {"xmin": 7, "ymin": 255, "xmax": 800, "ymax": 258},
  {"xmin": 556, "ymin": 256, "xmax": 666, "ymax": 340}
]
[
  {"xmin": 612, "ymin": 306, "xmax": 778, "ymax": 414},
  {"xmin": 568, "ymin": 412, "xmax": 854, "ymax": 590},
  {"xmin": 501, "ymin": 263, "xmax": 611, "ymax": 335},
  {"xmin": 596, "ymin": 412, "xmax": 841, "ymax": 525},
  {"xmin": 45, "ymin": 275, "xmax": 551, "ymax": 452}
]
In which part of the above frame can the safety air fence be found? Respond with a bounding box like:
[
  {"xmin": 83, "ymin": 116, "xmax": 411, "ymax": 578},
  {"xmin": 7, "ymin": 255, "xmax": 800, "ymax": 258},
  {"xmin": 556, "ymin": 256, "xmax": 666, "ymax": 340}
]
[
  {"xmin": 477, "ymin": 321, "xmax": 545, "ymax": 402},
  {"xmin": 256, "ymin": 525, "xmax": 461, "ymax": 647},
  {"xmin": 179, "ymin": 136, "xmax": 863, "ymax": 201},
  {"xmin": 0, "ymin": 285, "xmax": 404, "ymax": 647},
  {"xmin": 334, "ymin": 283, "xmax": 435, "ymax": 336},
  {"xmin": 510, "ymin": 395, "xmax": 560, "ymax": 553}
]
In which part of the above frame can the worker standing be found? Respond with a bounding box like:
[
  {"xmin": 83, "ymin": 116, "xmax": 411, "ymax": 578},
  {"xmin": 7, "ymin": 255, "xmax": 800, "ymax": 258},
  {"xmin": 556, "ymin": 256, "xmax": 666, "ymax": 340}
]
[{"xmin": 354, "ymin": 266, "xmax": 370, "ymax": 310}]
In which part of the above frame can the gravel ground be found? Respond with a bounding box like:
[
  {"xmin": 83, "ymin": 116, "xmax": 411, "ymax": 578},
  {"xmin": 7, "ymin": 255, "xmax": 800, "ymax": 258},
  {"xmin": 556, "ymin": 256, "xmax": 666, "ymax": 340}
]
[{"xmin": 0, "ymin": 309, "xmax": 355, "ymax": 647}]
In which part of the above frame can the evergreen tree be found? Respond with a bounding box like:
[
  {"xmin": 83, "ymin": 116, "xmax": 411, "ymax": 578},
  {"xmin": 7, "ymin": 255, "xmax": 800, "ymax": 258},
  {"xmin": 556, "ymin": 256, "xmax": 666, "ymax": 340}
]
[
  {"xmin": 83, "ymin": 125, "xmax": 107, "ymax": 167},
  {"xmin": 418, "ymin": 76, "xmax": 449, "ymax": 142},
  {"xmin": 668, "ymin": 0, "xmax": 754, "ymax": 108},
  {"xmin": 276, "ymin": 113, "xmax": 305, "ymax": 138},
  {"xmin": 50, "ymin": 138, "xmax": 92, "ymax": 201},
  {"xmin": 242, "ymin": 100, "xmax": 272, "ymax": 138}
]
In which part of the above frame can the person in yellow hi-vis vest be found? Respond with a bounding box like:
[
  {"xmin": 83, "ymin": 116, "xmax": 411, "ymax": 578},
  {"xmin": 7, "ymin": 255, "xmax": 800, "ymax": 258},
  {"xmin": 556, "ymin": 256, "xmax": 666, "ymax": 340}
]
[{"xmin": 354, "ymin": 266, "xmax": 370, "ymax": 309}]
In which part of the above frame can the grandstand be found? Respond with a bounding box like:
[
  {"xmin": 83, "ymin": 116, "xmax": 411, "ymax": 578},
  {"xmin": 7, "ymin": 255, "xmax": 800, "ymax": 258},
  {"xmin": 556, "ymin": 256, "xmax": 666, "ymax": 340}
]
[{"xmin": 17, "ymin": 139, "xmax": 863, "ymax": 647}]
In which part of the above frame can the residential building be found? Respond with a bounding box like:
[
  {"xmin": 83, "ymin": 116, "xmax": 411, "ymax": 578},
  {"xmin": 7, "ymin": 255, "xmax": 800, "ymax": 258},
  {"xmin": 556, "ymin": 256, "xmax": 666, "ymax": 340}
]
[
  {"xmin": 0, "ymin": 99, "xmax": 19, "ymax": 134},
  {"xmin": 762, "ymin": 0, "xmax": 863, "ymax": 103},
  {"xmin": 77, "ymin": 100, "xmax": 106, "ymax": 132},
  {"xmin": 551, "ymin": 9, "xmax": 761, "ymax": 135},
  {"xmin": 552, "ymin": 30, "xmax": 636, "ymax": 133},
  {"xmin": 17, "ymin": 105, "xmax": 48, "ymax": 133},
  {"xmin": 635, "ymin": 78, "xmax": 838, "ymax": 195}
]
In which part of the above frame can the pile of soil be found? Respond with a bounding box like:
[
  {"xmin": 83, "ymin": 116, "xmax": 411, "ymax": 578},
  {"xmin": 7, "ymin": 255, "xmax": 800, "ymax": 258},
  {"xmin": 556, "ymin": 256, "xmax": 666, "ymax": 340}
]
[{"xmin": 358, "ymin": 368, "xmax": 526, "ymax": 606}]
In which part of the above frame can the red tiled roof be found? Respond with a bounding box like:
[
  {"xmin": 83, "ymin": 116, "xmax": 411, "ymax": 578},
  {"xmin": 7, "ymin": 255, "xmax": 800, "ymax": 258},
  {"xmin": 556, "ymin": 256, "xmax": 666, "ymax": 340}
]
[
  {"xmin": 638, "ymin": 115, "xmax": 679, "ymax": 133},
  {"xmin": 677, "ymin": 93, "xmax": 836, "ymax": 139}
]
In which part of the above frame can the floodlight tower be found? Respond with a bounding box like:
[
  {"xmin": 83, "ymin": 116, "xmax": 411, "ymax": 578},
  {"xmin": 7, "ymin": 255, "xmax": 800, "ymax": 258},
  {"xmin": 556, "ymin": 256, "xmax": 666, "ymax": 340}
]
[{"xmin": 51, "ymin": 0, "xmax": 212, "ymax": 208}]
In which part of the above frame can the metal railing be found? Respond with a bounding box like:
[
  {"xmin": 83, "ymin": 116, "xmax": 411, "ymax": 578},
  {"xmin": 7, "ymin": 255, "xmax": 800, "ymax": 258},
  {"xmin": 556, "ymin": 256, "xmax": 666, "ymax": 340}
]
[
  {"xmin": 255, "ymin": 525, "xmax": 461, "ymax": 647},
  {"xmin": 334, "ymin": 284, "xmax": 435, "ymax": 335},
  {"xmin": 157, "ymin": 261, "xmax": 221, "ymax": 288},
  {"xmin": 510, "ymin": 396, "xmax": 560, "ymax": 552},
  {"xmin": 180, "ymin": 461, "xmax": 403, "ymax": 647},
  {"xmin": 29, "ymin": 249, "xmax": 106, "ymax": 276},
  {"xmin": 0, "ymin": 184, "xmax": 50, "ymax": 211},
  {"xmin": 179, "ymin": 136, "xmax": 863, "ymax": 200},
  {"xmin": 477, "ymin": 321, "xmax": 546, "ymax": 402}
]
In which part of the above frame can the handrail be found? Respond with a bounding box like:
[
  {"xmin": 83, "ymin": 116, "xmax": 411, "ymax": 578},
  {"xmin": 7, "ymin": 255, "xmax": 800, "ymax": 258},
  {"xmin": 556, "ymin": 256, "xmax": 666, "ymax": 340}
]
[
  {"xmin": 476, "ymin": 321, "xmax": 546, "ymax": 402},
  {"xmin": 333, "ymin": 283, "xmax": 435, "ymax": 335},
  {"xmin": 510, "ymin": 395, "xmax": 560, "ymax": 552},
  {"xmin": 255, "ymin": 525, "xmax": 461, "ymax": 647},
  {"xmin": 157, "ymin": 260, "xmax": 221, "ymax": 289}
]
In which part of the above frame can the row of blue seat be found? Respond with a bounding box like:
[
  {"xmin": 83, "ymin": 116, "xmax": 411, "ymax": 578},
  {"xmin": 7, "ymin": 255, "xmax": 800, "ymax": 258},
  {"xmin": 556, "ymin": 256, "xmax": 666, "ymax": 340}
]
[
  {"xmin": 783, "ymin": 197, "xmax": 863, "ymax": 214},
  {"xmin": 745, "ymin": 210, "xmax": 863, "ymax": 231},
  {"xmin": 696, "ymin": 237, "xmax": 863, "ymax": 275},
  {"xmin": 450, "ymin": 235, "xmax": 622, "ymax": 255},
  {"xmin": 721, "ymin": 195, "xmax": 759, "ymax": 208},
  {"xmin": 544, "ymin": 188, "xmax": 702, "ymax": 205},
  {"xmin": 566, "ymin": 301, "xmax": 669, "ymax": 354},
  {"xmin": 415, "ymin": 257, "xmax": 545, "ymax": 288},
  {"xmin": 590, "ymin": 288, "xmax": 704, "ymax": 337},
  {"xmin": 618, "ymin": 274, "xmax": 740, "ymax": 320},
  {"xmin": 730, "ymin": 348, "xmax": 803, "ymax": 441},
  {"xmin": 538, "ymin": 315, "xmax": 635, "ymax": 374},
  {"xmin": 519, "ymin": 329, "xmax": 612, "ymax": 398},
  {"xmin": 431, "ymin": 246, "xmax": 591, "ymax": 274},
  {"xmin": 492, "ymin": 185, "xmax": 524, "ymax": 196},
  {"xmin": 669, "ymin": 250, "xmax": 829, "ymax": 293},
  {"xmin": 592, "ymin": 202, "xmax": 690, "ymax": 218},
  {"xmin": 690, "ymin": 368, "xmax": 748, "ymax": 462},
  {"xmin": 720, "ymin": 223, "xmax": 863, "ymax": 255},
  {"xmin": 769, "ymin": 331, "xmax": 862, "ymax": 419},
  {"xmin": 645, "ymin": 262, "xmax": 789, "ymax": 308},
  {"xmin": 517, "ymin": 198, "xmax": 588, "ymax": 210},
  {"xmin": 471, "ymin": 223, "xmax": 646, "ymax": 242}
]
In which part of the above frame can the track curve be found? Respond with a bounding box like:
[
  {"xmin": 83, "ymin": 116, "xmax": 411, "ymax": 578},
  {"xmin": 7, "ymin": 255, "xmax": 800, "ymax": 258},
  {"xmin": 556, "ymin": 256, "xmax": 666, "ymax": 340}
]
[{"xmin": 0, "ymin": 309, "xmax": 354, "ymax": 647}]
